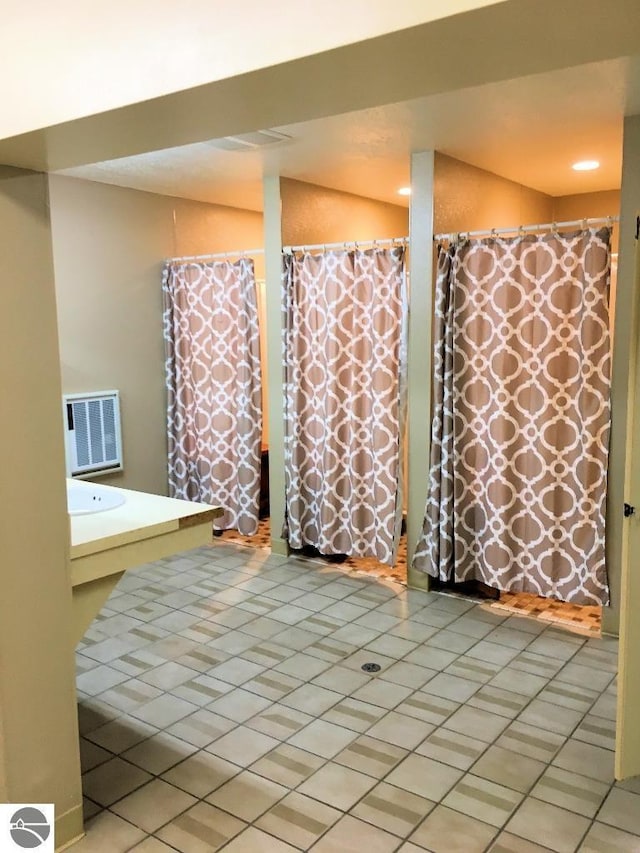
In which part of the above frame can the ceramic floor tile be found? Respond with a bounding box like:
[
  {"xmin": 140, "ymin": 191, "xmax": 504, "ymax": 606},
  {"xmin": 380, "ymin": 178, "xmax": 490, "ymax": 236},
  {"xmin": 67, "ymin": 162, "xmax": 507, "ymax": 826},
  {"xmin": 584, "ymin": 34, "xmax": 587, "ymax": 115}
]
[
  {"xmin": 366, "ymin": 710, "xmax": 435, "ymax": 750},
  {"xmin": 280, "ymin": 683, "xmax": 343, "ymax": 715},
  {"xmin": 256, "ymin": 791, "xmax": 342, "ymax": 849},
  {"xmin": 98, "ymin": 679, "xmax": 165, "ymax": 713},
  {"xmin": 442, "ymin": 705, "xmax": 511, "ymax": 743},
  {"xmin": 471, "ymin": 745, "xmax": 546, "ymax": 794},
  {"xmin": 442, "ymin": 773, "xmax": 524, "ymax": 827},
  {"xmin": 111, "ymin": 778, "xmax": 197, "ymax": 833},
  {"xmin": 289, "ymin": 718, "xmax": 358, "ymax": 758},
  {"xmin": 504, "ymin": 797, "xmax": 591, "ymax": 853},
  {"xmin": 416, "ymin": 727, "xmax": 488, "ymax": 770},
  {"xmin": 467, "ymin": 686, "xmax": 530, "ymax": 720},
  {"xmin": 579, "ymin": 821, "xmax": 640, "ymax": 853},
  {"xmin": 157, "ymin": 801, "xmax": 246, "ymax": 852},
  {"xmin": 310, "ymin": 814, "xmax": 400, "ymax": 852},
  {"xmin": 351, "ymin": 781, "xmax": 435, "ymax": 838},
  {"xmin": 298, "ymin": 761, "xmax": 376, "ymax": 810},
  {"xmin": 250, "ymin": 743, "xmax": 326, "ymax": 787},
  {"xmin": 165, "ymin": 708, "xmax": 236, "ymax": 748},
  {"xmin": 77, "ymin": 664, "xmax": 131, "ymax": 696},
  {"xmin": 128, "ymin": 838, "xmax": 179, "ymax": 852},
  {"xmin": 130, "ymin": 693, "xmax": 200, "ymax": 728},
  {"xmin": 171, "ymin": 674, "xmax": 233, "ymax": 706},
  {"xmin": 409, "ymin": 804, "xmax": 497, "ymax": 853},
  {"xmin": 529, "ymin": 765, "xmax": 610, "ymax": 818},
  {"xmin": 218, "ymin": 826, "xmax": 299, "ymax": 852},
  {"xmin": 386, "ymin": 753, "xmax": 463, "ymax": 800},
  {"xmin": 334, "ymin": 734, "xmax": 408, "ymax": 778},
  {"xmin": 322, "ymin": 697, "xmax": 387, "ymax": 732},
  {"xmin": 394, "ymin": 691, "xmax": 460, "ymax": 726},
  {"xmin": 495, "ymin": 721, "xmax": 566, "ymax": 763},
  {"xmin": 551, "ymin": 738, "xmax": 615, "ymax": 784},
  {"xmin": 79, "ymin": 737, "xmax": 113, "ymax": 773},
  {"xmin": 122, "ymin": 730, "xmax": 198, "ymax": 775},
  {"xmin": 349, "ymin": 677, "xmax": 413, "ymax": 710},
  {"xmin": 205, "ymin": 724, "xmax": 279, "ymax": 766},
  {"xmin": 70, "ymin": 811, "xmax": 146, "ymax": 852},
  {"xmin": 573, "ymin": 713, "xmax": 616, "ymax": 750},
  {"xmin": 162, "ymin": 750, "xmax": 240, "ymax": 797},
  {"xmin": 488, "ymin": 832, "xmax": 561, "ymax": 852},
  {"xmin": 517, "ymin": 699, "xmax": 585, "ymax": 736},
  {"xmin": 206, "ymin": 687, "xmax": 272, "ymax": 723},
  {"xmin": 419, "ymin": 672, "xmax": 481, "ymax": 703},
  {"xmin": 85, "ymin": 715, "xmax": 159, "ymax": 754},
  {"xmin": 246, "ymin": 703, "xmax": 314, "ymax": 740},
  {"xmin": 82, "ymin": 756, "xmax": 152, "ymax": 806},
  {"xmin": 206, "ymin": 769, "xmax": 288, "ymax": 821},
  {"xmin": 597, "ymin": 787, "xmax": 640, "ymax": 835}
]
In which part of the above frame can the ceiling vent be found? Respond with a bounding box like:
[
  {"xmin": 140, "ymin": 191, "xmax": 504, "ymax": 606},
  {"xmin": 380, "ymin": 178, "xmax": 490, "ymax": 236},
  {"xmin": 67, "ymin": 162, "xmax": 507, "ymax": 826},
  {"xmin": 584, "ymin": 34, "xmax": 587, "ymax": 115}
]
[{"xmin": 208, "ymin": 129, "xmax": 292, "ymax": 152}]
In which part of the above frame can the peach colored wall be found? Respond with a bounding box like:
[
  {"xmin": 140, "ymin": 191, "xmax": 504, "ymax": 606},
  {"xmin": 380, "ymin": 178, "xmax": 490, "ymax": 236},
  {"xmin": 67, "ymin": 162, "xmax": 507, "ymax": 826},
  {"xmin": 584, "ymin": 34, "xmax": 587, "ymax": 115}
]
[
  {"xmin": 281, "ymin": 178, "xmax": 409, "ymax": 246},
  {"xmin": 434, "ymin": 153, "xmax": 554, "ymax": 234},
  {"xmin": 50, "ymin": 175, "xmax": 264, "ymax": 495}
]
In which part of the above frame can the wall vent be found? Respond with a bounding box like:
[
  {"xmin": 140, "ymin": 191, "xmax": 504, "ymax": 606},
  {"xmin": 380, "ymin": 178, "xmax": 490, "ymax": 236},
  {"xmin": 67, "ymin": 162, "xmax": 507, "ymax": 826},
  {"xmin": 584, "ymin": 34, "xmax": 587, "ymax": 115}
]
[
  {"xmin": 208, "ymin": 129, "xmax": 292, "ymax": 152},
  {"xmin": 63, "ymin": 391, "xmax": 123, "ymax": 478}
]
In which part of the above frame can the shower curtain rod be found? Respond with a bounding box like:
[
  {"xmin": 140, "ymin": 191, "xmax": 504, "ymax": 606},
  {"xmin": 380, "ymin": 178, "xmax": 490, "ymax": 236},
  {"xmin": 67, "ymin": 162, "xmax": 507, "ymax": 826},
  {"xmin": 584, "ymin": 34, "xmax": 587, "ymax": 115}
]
[
  {"xmin": 433, "ymin": 216, "xmax": 619, "ymax": 243},
  {"xmin": 282, "ymin": 237, "xmax": 409, "ymax": 254},
  {"xmin": 166, "ymin": 248, "xmax": 265, "ymax": 263}
]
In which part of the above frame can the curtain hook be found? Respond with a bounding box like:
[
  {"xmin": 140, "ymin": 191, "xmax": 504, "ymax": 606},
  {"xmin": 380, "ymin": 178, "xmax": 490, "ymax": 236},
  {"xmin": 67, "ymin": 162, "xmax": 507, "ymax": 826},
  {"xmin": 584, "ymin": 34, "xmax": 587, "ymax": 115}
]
[
  {"xmin": 551, "ymin": 221, "xmax": 558, "ymax": 234},
  {"xmin": 518, "ymin": 225, "xmax": 526, "ymax": 238},
  {"xmin": 582, "ymin": 218, "xmax": 589, "ymax": 231}
]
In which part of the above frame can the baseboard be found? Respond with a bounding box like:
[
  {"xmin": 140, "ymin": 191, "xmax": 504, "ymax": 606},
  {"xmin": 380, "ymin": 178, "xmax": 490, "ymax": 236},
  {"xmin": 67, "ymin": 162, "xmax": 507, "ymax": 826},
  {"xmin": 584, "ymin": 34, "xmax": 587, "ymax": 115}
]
[
  {"xmin": 407, "ymin": 565, "xmax": 432, "ymax": 592},
  {"xmin": 55, "ymin": 801, "xmax": 84, "ymax": 851},
  {"xmin": 270, "ymin": 536, "xmax": 290, "ymax": 556}
]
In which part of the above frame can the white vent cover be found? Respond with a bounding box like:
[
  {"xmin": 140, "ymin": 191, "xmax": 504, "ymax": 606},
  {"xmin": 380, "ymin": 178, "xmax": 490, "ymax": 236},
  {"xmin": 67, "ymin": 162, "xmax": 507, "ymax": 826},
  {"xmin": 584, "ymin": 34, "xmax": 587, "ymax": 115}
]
[
  {"xmin": 63, "ymin": 391, "xmax": 123, "ymax": 478},
  {"xmin": 208, "ymin": 129, "xmax": 292, "ymax": 152}
]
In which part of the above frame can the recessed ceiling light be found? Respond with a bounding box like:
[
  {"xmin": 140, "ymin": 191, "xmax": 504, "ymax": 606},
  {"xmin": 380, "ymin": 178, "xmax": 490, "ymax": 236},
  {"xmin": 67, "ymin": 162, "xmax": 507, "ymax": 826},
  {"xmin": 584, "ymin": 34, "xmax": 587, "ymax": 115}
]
[
  {"xmin": 572, "ymin": 160, "xmax": 600, "ymax": 171},
  {"xmin": 397, "ymin": 186, "xmax": 412, "ymax": 196}
]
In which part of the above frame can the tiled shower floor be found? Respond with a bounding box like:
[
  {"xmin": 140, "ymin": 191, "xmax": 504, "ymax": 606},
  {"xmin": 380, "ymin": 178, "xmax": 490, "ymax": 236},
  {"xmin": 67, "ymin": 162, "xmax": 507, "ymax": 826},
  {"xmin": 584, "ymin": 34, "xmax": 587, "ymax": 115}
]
[
  {"xmin": 221, "ymin": 521, "xmax": 601, "ymax": 636},
  {"xmin": 73, "ymin": 539, "xmax": 635, "ymax": 852}
]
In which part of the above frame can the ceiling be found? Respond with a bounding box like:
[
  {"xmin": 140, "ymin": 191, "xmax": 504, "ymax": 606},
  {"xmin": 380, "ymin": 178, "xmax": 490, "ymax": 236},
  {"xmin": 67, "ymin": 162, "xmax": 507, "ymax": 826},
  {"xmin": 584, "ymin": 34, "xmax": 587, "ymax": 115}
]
[{"xmin": 58, "ymin": 57, "xmax": 640, "ymax": 211}]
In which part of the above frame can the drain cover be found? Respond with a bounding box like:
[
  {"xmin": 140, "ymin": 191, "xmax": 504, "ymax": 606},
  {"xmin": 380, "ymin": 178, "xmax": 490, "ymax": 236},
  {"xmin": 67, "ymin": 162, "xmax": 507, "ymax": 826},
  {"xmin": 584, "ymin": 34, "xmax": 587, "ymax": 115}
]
[{"xmin": 361, "ymin": 662, "xmax": 381, "ymax": 673}]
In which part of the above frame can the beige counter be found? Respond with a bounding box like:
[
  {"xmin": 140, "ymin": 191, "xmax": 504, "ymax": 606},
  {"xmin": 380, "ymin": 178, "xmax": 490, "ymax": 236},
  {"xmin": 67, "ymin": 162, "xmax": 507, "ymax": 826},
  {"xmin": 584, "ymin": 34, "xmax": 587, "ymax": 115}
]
[{"xmin": 69, "ymin": 479, "xmax": 222, "ymax": 642}]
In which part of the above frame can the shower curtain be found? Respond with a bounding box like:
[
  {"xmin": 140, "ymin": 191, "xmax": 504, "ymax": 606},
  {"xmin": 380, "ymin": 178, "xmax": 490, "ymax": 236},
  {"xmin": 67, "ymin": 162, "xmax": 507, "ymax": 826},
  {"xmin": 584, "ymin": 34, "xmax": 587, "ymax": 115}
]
[
  {"xmin": 283, "ymin": 247, "xmax": 407, "ymax": 564},
  {"xmin": 163, "ymin": 258, "xmax": 262, "ymax": 535},
  {"xmin": 412, "ymin": 228, "xmax": 612, "ymax": 605}
]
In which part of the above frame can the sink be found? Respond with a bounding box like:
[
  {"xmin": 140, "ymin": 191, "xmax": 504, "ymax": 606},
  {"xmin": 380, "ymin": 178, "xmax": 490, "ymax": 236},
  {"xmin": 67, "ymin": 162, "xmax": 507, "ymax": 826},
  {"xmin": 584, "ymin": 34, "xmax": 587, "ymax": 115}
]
[{"xmin": 67, "ymin": 481, "xmax": 126, "ymax": 516}]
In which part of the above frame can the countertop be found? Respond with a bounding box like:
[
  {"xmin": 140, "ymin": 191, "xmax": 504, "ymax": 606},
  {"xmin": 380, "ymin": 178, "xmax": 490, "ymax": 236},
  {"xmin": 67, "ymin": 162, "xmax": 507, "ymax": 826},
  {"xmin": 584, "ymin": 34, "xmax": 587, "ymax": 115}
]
[{"xmin": 68, "ymin": 479, "xmax": 222, "ymax": 560}]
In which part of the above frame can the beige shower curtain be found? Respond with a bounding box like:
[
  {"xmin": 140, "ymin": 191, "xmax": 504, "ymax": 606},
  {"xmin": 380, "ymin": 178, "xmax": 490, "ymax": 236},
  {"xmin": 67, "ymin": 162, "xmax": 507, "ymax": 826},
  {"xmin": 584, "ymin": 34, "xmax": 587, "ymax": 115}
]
[
  {"xmin": 412, "ymin": 228, "xmax": 612, "ymax": 605},
  {"xmin": 283, "ymin": 247, "xmax": 407, "ymax": 564},
  {"xmin": 163, "ymin": 258, "xmax": 262, "ymax": 534}
]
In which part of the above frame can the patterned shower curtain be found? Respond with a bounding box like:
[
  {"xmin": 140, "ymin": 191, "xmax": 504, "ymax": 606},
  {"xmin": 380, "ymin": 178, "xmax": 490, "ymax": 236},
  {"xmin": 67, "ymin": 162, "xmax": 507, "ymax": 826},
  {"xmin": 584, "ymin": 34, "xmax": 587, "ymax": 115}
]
[
  {"xmin": 283, "ymin": 247, "xmax": 407, "ymax": 564},
  {"xmin": 163, "ymin": 258, "xmax": 262, "ymax": 535},
  {"xmin": 412, "ymin": 228, "xmax": 612, "ymax": 605}
]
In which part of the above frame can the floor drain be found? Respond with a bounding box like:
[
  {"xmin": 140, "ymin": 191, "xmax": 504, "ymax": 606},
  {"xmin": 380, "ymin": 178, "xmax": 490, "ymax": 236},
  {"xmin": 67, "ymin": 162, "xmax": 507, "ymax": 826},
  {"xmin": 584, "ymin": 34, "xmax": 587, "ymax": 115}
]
[{"xmin": 361, "ymin": 662, "xmax": 381, "ymax": 673}]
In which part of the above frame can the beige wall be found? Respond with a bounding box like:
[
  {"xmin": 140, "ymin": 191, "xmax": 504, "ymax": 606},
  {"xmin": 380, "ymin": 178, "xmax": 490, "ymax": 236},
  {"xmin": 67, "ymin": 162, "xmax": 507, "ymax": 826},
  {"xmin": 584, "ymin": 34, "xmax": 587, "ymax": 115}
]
[
  {"xmin": 281, "ymin": 178, "xmax": 409, "ymax": 245},
  {"xmin": 434, "ymin": 153, "xmax": 554, "ymax": 233},
  {"xmin": 50, "ymin": 175, "xmax": 263, "ymax": 495},
  {"xmin": 0, "ymin": 168, "xmax": 83, "ymax": 848}
]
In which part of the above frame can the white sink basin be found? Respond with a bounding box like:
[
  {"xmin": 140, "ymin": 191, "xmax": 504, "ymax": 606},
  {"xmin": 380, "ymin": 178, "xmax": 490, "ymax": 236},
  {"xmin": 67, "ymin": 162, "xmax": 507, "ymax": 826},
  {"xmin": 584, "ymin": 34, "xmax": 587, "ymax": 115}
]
[{"xmin": 67, "ymin": 481, "xmax": 126, "ymax": 516}]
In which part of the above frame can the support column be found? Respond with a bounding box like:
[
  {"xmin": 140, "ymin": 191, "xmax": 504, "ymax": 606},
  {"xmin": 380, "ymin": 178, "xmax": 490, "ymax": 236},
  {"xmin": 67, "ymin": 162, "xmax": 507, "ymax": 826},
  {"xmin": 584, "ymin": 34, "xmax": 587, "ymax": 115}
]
[
  {"xmin": 263, "ymin": 175, "xmax": 288, "ymax": 555},
  {"xmin": 406, "ymin": 151, "xmax": 435, "ymax": 590},
  {"xmin": 604, "ymin": 115, "xmax": 640, "ymax": 636},
  {"xmin": 0, "ymin": 168, "xmax": 83, "ymax": 847}
]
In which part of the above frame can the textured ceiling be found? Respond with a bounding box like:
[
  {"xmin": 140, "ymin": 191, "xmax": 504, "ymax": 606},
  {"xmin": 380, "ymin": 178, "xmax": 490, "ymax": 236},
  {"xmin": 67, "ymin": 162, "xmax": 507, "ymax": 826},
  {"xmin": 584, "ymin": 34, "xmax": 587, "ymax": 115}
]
[{"xmin": 58, "ymin": 57, "xmax": 640, "ymax": 210}]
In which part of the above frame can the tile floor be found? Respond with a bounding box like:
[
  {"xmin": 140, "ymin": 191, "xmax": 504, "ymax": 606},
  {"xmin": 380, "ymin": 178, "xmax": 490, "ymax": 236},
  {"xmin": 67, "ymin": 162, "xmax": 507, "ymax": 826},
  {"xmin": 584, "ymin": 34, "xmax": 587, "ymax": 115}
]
[{"xmin": 72, "ymin": 539, "xmax": 636, "ymax": 852}]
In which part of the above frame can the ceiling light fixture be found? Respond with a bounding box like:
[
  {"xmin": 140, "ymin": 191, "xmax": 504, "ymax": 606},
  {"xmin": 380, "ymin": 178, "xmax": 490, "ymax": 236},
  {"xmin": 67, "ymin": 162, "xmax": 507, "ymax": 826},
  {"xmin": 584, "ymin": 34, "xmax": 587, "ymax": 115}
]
[
  {"xmin": 397, "ymin": 186, "xmax": 412, "ymax": 196},
  {"xmin": 572, "ymin": 160, "xmax": 600, "ymax": 171}
]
